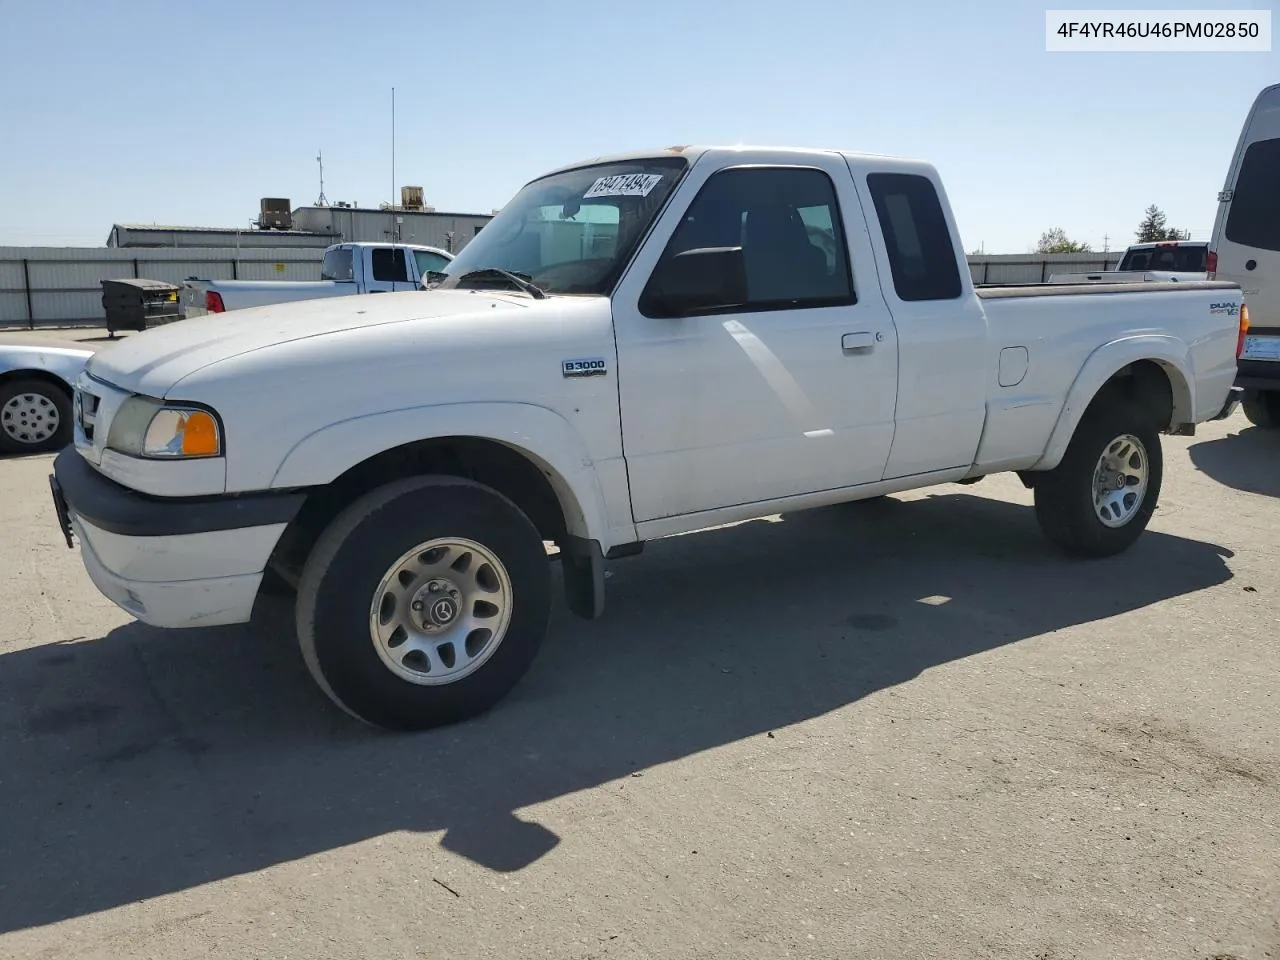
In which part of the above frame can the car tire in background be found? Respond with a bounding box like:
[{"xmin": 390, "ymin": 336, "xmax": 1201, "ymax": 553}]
[
  {"xmin": 1241, "ymin": 389, "xmax": 1280, "ymax": 429},
  {"xmin": 295, "ymin": 475, "xmax": 553, "ymax": 731},
  {"xmin": 0, "ymin": 378, "xmax": 73, "ymax": 455},
  {"xmin": 1033, "ymin": 397, "xmax": 1163, "ymax": 559}
]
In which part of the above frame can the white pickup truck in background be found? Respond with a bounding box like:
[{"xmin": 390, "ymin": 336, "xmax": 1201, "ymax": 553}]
[
  {"xmin": 1049, "ymin": 240, "xmax": 1210, "ymax": 285},
  {"xmin": 51, "ymin": 144, "xmax": 1244, "ymax": 732},
  {"xmin": 181, "ymin": 241, "xmax": 454, "ymax": 317}
]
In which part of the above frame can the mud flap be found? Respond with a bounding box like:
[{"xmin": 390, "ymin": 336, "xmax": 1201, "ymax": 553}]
[{"xmin": 561, "ymin": 536, "xmax": 606, "ymax": 620}]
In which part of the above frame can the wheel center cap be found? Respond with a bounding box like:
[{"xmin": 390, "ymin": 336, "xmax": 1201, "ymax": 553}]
[
  {"xmin": 412, "ymin": 578, "xmax": 462, "ymax": 630},
  {"xmin": 427, "ymin": 596, "xmax": 458, "ymax": 626}
]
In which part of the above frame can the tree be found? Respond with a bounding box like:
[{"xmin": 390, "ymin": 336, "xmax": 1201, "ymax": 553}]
[
  {"xmin": 1135, "ymin": 204, "xmax": 1189, "ymax": 242},
  {"xmin": 1036, "ymin": 227, "xmax": 1091, "ymax": 254}
]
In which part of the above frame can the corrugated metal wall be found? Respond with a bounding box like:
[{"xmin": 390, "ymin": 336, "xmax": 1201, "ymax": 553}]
[
  {"xmin": 108, "ymin": 226, "xmax": 336, "ymax": 249},
  {"xmin": 1, "ymin": 246, "xmax": 1130, "ymax": 328},
  {"xmin": 0, "ymin": 247, "xmax": 326, "ymax": 326},
  {"xmin": 967, "ymin": 252, "xmax": 1123, "ymax": 285}
]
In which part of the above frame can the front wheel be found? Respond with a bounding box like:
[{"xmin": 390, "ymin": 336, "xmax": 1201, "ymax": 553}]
[
  {"xmin": 0, "ymin": 379, "xmax": 72, "ymax": 455},
  {"xmin": 296, "ymin": 476, "xmax": 553, "ymax": 730},
  {"xmin": 1242, "ymin": 389, "xmax": 1280, "ymax": 429},
  {"xmin": 1033, "ymin": 398, "xmax": 1162, "ymax": 558}
]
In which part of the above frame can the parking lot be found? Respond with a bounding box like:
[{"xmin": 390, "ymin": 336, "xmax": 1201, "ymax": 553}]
[{"xmin": 0, "ymin": 406, "xmax": 1277, "ymax": 959}]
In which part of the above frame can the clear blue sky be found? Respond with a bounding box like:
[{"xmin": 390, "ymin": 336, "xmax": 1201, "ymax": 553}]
[{"xmin": 0, "ymin": 0, "xmax": 1274, "ymax": 252}]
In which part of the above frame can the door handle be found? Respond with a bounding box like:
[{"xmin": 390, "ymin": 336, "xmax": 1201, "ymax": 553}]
[{"xmin": 842, "ymin": 331, "xmax": 875, "ymax": 352}]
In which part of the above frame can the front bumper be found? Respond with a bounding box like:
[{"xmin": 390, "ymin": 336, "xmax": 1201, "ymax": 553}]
[{"xmin": 51, "ymin": 448, "xmax": 305, "ymax": 628}]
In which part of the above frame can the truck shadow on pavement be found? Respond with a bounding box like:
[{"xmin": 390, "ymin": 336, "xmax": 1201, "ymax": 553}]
[
  {"xmin": 1188, "ymin": 426, "xmax": 1280, "ymax": 498},
  {"xmin": 0, "ymin": 492, "xmax": 1234, "ymax": 933}
]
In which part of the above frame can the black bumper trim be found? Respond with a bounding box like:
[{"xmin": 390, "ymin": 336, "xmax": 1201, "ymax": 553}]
[
  {"xmin": 52, "ymin": 447, "xmax": 307, "ymax": 539},
  {"xmin": 1211, "ymin": 386, "xmax": 1243, "ymax": 421}
]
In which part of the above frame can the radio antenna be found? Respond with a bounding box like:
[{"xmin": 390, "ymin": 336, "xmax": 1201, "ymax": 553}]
[
  {"xmin": 390, "ymin": 87, "xmax": 396, "ymax": 226},
  {"xmin": 315, "ymin": 150, "xmax": 328, "ymax": 207}
]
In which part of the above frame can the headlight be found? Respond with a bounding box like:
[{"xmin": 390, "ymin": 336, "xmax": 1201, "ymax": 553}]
[{"xmin": 106, "ymin": 397, "xmax": 223, "ymax": 459}]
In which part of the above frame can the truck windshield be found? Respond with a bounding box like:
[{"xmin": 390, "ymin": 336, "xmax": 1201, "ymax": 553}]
[
  {"xmin": 1118, "ymin": 245, "xmax": 1207, "ymax": 272},
  {"xmin": 434, "ymin": 157, "xmax": 689, "ymax": 296}
]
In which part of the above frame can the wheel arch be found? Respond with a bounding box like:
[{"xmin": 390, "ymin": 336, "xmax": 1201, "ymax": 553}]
[
  {"xmin": 0, "ymin": 368, "xmax": 75, "ymax": 397},
  {"xmin": 1029, "ymin": 337, "xmax": 1193, "ymax": 473},
  {"xmin": 265, "ymin": 405, "xmax": 627, "ymax": 606}
]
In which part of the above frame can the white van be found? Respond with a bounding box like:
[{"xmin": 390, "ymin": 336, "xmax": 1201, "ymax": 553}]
[{"xmin": 1211, "ymin": 82, "xmax": 1280, "ymax": 427}]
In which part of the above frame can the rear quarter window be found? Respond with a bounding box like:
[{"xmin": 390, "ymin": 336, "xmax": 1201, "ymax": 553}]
[
  {"xmin": 1226, "ymin": 137, "xmax": 1280, "ymax": 253},
  {"xmin": 321, "ymin": 248, "xmax": 354, "ymax": 281},
  {"xmin": 866, "ymin": 173, "xmax": 962, "ymax": 301}
]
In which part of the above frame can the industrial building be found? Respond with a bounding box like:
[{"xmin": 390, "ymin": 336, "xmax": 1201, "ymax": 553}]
[
  {"xmin": 288, "ymin": 205, "xmax": 492, "ymax": 253},
  {"xmin": 107, "ymin": 187, "xmax": 494, "ymax": 254},
  {"xmin": 106, "ymin": 225, "xmax": 334, "ymax": 249}
]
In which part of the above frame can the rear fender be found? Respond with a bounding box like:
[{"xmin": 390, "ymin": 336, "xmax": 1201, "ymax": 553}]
[{"xmin": 1030, "ymin": 335, "xmax": 1193, "ymax": 472}]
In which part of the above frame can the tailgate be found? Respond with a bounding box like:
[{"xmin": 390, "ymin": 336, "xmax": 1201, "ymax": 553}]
[{"xmin": 181, "ymin": 282, "xmax": 209, "ymax": 319}]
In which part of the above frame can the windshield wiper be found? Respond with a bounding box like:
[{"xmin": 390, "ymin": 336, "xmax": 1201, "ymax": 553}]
[{"xmin": 455, "ymin": 267, "xmax": 547, "ymax": 300}]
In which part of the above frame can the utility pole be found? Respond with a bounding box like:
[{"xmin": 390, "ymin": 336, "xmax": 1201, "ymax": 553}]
[
  {"xmin": 1102, "ymin": 233, "xmax": 1109, "ymax": 253},
  {"xmin": 391, "ymin": 88, "xmax": 396, "ymax": 213}
]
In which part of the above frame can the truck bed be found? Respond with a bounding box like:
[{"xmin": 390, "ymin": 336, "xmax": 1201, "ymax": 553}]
[
  {"xmin": 970, "ymin": 278, "xmax": 1241, "ymax": 466},
  {"xmin": 182, "ymin": 279, "xmax": 350, "ymax": 318}
]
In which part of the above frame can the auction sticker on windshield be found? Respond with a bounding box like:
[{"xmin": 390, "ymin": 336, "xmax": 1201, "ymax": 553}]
[{"xmin": 583, "ymin": 174, "xmax": 664, "ymax": 199}]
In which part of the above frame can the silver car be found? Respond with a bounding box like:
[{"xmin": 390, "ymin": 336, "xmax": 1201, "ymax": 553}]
[{"xmin": 0, "ymin": 337, "xmax": 93, "ymax": 455}]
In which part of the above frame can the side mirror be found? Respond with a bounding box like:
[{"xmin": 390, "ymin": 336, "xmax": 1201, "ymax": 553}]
[{"xmin": 646, "ymin": 246, "xmax": 748, "ymax": 317}]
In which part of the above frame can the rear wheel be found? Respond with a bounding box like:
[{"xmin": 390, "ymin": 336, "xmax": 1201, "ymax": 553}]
[
  {"xmin": 296, "ymin": 476, "xmax": 552, "ymax": 730},
  {"xmin": 1242, "ymin": 389, "xmax": 1280, "ymax": 429},
  {"xmin": 1033, "ymin": 398, "xmax": 1162, "ymax": 558},
  {"xmin": 0, "ymin": 379, "xmax": 72, "ymax": 455}
]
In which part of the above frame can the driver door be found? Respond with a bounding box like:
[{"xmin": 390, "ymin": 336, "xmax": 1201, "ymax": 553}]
[{"xmin": 610, "ymin": 152, "xmax": 899, "ymax": 524}]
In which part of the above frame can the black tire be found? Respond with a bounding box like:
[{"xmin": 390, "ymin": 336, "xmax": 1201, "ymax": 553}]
[
  {"xmin": 1033, "ymin": 397, "xmax": 1163, "ymax": 558},
  {"xmin": 0, "ymin": 378, "xmax": 72, "ymax": 455},
  {"xmin": 1242, "ymin": 389, "xmax": 1280, "ymax": 429},
  {"xmin": 296, "ymin": 475, "xmax": 552, "ymax": 731}
]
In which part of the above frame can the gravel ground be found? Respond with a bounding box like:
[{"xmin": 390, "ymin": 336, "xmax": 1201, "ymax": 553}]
[{"xmin": 0, "ymin": 413, "xmax": 1276, "ymax": 960}]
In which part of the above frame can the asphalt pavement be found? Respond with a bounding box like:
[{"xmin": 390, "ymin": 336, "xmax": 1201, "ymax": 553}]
[{"xmin": 0, "ymin": 413, "xmax": 1276, "ymax": 960}]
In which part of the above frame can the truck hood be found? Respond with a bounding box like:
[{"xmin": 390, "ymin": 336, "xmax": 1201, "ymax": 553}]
[{"xmin": 85, "ymin": 290, "xmax": 530, "ymax": 397}]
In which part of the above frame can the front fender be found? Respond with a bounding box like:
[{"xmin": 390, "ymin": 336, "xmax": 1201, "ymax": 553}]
[
  {"xmin": 270, "ymin": 401, "xmax": 629, "ymax": 547},
  {"xmin": 1030, "ymin": 335, "xmax": 1194, "ymax": 472},
  {"xmin": 0, "ymin": 345, "xmax": 91, "ymax": 385}
]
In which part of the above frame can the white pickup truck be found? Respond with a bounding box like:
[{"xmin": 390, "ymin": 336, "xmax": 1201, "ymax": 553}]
[
  {"xmin": 181, "ymin": 241, "xmax": 454, "ymax": 317},
  {"xmin": 50, "ymin": 145, "xmax": 1244, "ymax": 731},
  {"xmin": 1049, "ymin": 240, "xmax": 1211, "ymax": 285}
]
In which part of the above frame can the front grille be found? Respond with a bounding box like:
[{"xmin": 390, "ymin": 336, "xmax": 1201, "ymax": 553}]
[{"xmin": 77, "ymin": 389, "xmax": 101, "ymax": 442}]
